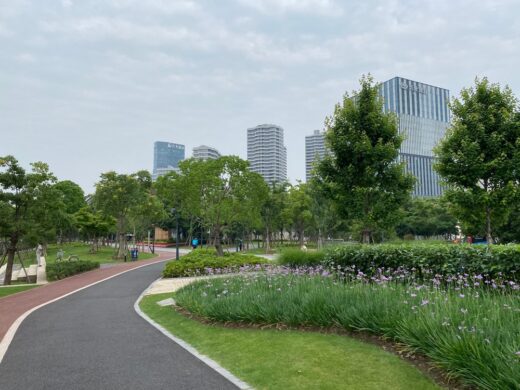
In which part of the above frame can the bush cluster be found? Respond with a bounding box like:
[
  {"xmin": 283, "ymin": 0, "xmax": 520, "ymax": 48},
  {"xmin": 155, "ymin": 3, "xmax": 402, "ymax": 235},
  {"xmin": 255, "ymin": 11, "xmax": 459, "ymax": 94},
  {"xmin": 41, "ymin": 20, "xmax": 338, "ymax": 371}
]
[
  {"xmin": 325, "ymin": 244, "xmax": 520, "ymax": 280},
  {"xmin": 46, "ymin": 260, "xmax": 100, "ymax": 281},
  {"xmin": 162, "ymin": 249, "xmax": 267, "ymax": 278},
  {"xmin": 277, "ymin": 249, "xmax": 326, "ymax": 267},
  {"xmin": 176, "ymin": 274, "xmax": 520, "ymax": 389},
  {"xmin": 278, "ymin": 244, "xmax": 520, "ymax": 281}
]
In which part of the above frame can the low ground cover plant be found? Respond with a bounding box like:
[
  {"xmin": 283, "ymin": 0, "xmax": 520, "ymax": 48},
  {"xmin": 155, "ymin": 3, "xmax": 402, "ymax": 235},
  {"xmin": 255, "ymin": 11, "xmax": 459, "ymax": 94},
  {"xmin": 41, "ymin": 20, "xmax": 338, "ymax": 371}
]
[
  {"xmin": 162, "ymin": 249, "xmax": 268, "ymax": 278},
  {"xmin": 46, "ymin": 260, "xmax": 100, "ymax": 281},
  {"xmin": 175, "ymin": 269, "xmax": 520, "ymax": 390},
  {"xmin": 278, "ymin": 244, "xmax": 520, "ymax": 281}
]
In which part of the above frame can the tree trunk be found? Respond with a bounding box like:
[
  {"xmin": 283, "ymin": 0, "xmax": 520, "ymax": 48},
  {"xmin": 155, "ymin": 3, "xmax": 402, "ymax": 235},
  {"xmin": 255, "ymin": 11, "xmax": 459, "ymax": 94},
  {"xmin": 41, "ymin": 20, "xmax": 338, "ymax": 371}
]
[
  {"xmin": 486, "ymin": 205, "xmax": 493, "ymax": 245},
  {"xmin": 299, "ymin": 228, "xmax": 304, "ymax": 246},
  {"xmin": 265, "ymin": 226, "xmax": 271, "ymax": 253},
  {"xmin": 3, "ymin": 234, "xmax": 18, "ymax": 286},
  {"xmin": 362, "ymin": 229, "xmax": 371, "ymax": 244},
  {"xmin": 214, "ymin": 225, "xmax": 224, "ymax": 257},
  {"xmin": 317, "ymin": 228, "xmax": 323, "ymax": 250}
]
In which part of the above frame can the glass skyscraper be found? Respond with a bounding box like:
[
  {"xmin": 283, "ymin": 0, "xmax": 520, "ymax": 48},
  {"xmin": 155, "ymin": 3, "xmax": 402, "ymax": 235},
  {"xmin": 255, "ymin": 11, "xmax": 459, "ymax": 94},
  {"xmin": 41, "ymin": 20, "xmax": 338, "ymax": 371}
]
[
  {"xmin": 153, "ymin": 141, "xmax": 185, "ymax": 180},
  {"xmin": 379, "ymin": 77, "xmax": 450, "ymax": 197}
]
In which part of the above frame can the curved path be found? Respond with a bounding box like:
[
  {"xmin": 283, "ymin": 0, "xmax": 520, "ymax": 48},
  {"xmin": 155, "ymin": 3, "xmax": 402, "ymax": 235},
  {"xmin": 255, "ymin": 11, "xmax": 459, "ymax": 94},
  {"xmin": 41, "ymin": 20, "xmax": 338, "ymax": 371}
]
[{"xmin": 0, "ymin": 261, "xmax": 238, "ymax": 390}]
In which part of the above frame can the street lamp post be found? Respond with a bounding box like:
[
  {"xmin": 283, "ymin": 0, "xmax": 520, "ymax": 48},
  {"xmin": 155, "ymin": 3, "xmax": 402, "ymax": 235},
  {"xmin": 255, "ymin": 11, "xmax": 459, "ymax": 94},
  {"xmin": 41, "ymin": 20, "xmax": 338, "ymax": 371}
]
[{"xmin": 171, "ymin": 208, "xmax": 180, "ymax": 261}]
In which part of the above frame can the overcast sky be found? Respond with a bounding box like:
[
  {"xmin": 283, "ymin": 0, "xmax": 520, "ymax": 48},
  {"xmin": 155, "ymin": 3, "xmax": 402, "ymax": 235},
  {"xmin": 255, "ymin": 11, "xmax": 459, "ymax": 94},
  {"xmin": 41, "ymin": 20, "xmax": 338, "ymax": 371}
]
[{"xmin": 1, "ymin": 0, "xmax": 519, "ymax": 192}]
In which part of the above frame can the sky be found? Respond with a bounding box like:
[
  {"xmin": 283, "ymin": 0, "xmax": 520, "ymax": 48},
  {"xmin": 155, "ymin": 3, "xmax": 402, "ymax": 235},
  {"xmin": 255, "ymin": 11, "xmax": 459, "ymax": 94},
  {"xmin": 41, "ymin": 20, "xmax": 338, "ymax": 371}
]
[{"xmin": 1, "ymin": 0, "xmax": 519, "ymax": 193}]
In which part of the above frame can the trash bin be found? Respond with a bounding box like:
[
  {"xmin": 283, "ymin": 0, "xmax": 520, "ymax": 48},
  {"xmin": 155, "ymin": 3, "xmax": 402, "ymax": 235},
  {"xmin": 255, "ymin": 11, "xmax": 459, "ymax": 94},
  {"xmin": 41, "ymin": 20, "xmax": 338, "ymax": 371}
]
[{"xmin": 130, "ymin": 248, "xmax": 138, "ymax": 261}]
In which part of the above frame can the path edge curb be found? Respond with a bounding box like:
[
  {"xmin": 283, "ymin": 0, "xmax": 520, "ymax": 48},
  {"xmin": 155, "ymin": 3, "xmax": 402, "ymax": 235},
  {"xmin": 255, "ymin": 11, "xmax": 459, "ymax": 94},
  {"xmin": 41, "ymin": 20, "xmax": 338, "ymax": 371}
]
[
  {"xmin": 134, "ymin": 279, "xmax": 253, "ymax": 390},
  {"xmin": 0, "ymin": 258, "xmax": 170, "ymax": 365}
]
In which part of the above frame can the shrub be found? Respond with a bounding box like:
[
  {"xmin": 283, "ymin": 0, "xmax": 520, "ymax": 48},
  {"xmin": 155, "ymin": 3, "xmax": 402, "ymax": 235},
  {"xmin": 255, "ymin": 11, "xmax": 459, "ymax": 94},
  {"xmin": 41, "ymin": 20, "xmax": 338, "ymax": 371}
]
[
  {"xmin": 324, "ymin": 244, "xmax": 520, "ymax": 281},
  {"xmin": 175, "ymin": 273, "xmax": 520, "ymax": 390},
  {"xmin": 46, "ymin": 260, "xmax": 100, "ymax": 281},
  {"xmin": 277, "ymin": 249, "xmax": 326, "ymax": 267},
  {"xmin": 162, "ymin": 249, "xmax": 267, "ymax": 278}
]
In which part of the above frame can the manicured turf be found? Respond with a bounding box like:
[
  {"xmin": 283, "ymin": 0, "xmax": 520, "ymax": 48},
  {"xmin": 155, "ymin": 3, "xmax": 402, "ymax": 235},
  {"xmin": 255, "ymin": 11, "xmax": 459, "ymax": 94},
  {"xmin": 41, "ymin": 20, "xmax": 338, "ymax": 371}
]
[
  {"xmin": 140, "ymin": 293, "xmax": 439, "ymax": 390},
  {"xmin": 45, "ymin": 243, "xmax": 156, "ymax": 264},
  {"xmin": 0, "ymin": 285, "xmax": 38, "ymax": 298}
]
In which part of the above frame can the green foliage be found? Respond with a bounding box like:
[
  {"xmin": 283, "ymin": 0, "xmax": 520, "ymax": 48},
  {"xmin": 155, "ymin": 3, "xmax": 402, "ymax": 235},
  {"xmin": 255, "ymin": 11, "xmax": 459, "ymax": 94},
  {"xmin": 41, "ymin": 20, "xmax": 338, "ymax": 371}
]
[
  {"xmin": 435, "ymin": 77, "xmax": 520, "ymax": 242},
  {"xmin": 162, "ymin": 249, "xmax": 267, "ymax": 277},
  {"xmin": 324, "ymin": 244, "xmax": 520, "ymax": 280},
  {"xmin": 0, "ymin": 156, "xmax": 62, "ymax": 284},
  {"xmin": 46, "ymin": 260, "xmax": 100, "ymax": 281},
  {"xmin": 54, "ymin": 180, "xmax": 86, "ymax": 215},
  {"xmin": 154, "ymin": 156, "xmax": 268, "ymax": 256},
  {"xmin": 286, "ymin": 183, "xmax": 313, "ymax": 245},
  {"xmin": 317, "ymin": 75, "xmax": 414, "ymax": 243},
  {"xmin": 93, "ymin": 170, "xmax": 157, "ymax": 258},
  {"xmin": 278, "ymin": 249, "xmax": 326, "ymax": 267},
  {"xmin": 176, "ymin": 275, "xmax": 520, "ymax": 390},
  {"xmin": 396, "ymin": 197, "xmax": 458, "ymax": 238}
]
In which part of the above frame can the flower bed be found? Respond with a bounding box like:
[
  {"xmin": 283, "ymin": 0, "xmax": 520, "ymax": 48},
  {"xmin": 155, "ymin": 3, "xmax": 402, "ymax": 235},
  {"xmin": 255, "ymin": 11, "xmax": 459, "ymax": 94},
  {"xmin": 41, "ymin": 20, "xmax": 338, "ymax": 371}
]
[
  {"xmin": 175, "ymin": 268, "xmax": 520, "ymax": 390},
  {"xmin": 162, "ymin": 249, "xmax": 268, "ymax": 278}
]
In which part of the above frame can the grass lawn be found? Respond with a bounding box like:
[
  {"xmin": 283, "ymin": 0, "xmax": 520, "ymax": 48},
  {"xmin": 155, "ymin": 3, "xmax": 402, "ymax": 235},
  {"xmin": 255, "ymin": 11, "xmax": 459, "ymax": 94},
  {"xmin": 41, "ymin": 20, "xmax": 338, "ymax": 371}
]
[
  {"xmin": 140, "ymin": 293, "xmax": 439, "ymax": 390},
  {"xmin": 45, "ymin": 243, "xmax": 156, "ymax": 264},
  {"xmin": 0, "ymin": 284, "xmax": 38, "ymax": 298}
]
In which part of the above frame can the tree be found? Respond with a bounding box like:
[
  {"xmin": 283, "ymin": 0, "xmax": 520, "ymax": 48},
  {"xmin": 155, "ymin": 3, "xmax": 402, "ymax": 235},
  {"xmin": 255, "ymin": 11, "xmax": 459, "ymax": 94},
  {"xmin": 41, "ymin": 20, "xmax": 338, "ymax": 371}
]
[
  {"xmin": 286, "ymin": 183, "xmax": 313, "ymax": 246},
  {"xmin": 307, "ymin": 177, "xmax": 341, "ymax": 249},
  {"xmin": 93, "ymin": 171, "xmax": 149, "ymax": 259},
  {"xmin": 435, "ymin": 78, "xmax": 520, "ymax": 244},
  {"xmin": 157, "ymin": 157, "xmax": 267, "ymax": 256},
  {"xmin": 0, "ymin": 156, "xmax": 58, "ymax": 284},
  {"xmin": 396, "ymin": 197, "xmax": 458, "ymax": 239},
  {"xmin": 317, "ymin": 75, "xmax": 415, "ymax": 243},
  {"xmin": 260, "ymin": 182, "xmax": 288, "ymax": 252},
  {"xmin": 74, "ymin": 207, "xmax": 114, "ymax": 253},
  {"xmin": 54, "ymin": 180, "xmax": 86, "ymax": 215}
]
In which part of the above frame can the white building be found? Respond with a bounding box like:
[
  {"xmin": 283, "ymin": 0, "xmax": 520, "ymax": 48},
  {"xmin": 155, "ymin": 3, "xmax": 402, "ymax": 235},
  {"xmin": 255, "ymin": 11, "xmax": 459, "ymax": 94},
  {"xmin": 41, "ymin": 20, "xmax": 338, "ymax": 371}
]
[
  {"xmin": 305, "ymin": 129, "xmax": 327, "ymax": 181},
  {"xmin": 247, "ymin": 124, "xmax": 287, "ymax": 184},
  {"xmin": 193, "ymin": 145, "xmax": 221, "ymax": 160}
]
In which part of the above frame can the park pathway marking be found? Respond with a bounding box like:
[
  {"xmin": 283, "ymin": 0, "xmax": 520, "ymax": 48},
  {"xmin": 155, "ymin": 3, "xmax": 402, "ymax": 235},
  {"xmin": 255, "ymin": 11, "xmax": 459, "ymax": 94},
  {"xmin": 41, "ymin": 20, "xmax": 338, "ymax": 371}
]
[{"xmin": 135, "ymin": 277, "xmax": 253, "ymax": 390}]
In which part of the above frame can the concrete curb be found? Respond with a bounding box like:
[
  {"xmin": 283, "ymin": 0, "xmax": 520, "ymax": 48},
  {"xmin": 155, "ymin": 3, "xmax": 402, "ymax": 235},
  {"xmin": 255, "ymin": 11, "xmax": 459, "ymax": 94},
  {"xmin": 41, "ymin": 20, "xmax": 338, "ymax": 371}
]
[
  {"xmin": 134, "ymin": 279, "xmax": 253, "ymax": 390},
  {"xmin": 0, "ymin": 258, "xmax": 170, "ymax": 365}
]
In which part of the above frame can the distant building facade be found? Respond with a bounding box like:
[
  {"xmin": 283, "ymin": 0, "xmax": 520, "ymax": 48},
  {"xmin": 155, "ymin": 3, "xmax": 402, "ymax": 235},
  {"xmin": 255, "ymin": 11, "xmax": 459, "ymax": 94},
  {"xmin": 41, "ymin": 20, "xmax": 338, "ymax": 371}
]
[
  {"xmin": 153, "ymin": 141, "xmax": 185, "ymax": 180},
  {"xmin": 247, "ymin": 124, "xmax": 287, "ymax": 184},
  {"xmin": 379, "ymin": 77, "xmax": 450, "ymax": 197},
  {"xmin": 305, "ymin": 129, "xmax": 327, "ymax": 181},
  {"xmin": 193, "ymin": 145, "xmax": 221, "ymax": 160}
]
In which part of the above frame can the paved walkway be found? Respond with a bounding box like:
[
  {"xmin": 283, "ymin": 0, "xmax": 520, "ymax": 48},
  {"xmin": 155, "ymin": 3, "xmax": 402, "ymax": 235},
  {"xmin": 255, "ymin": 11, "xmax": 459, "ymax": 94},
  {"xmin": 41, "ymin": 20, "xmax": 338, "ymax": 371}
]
[
  {"xmin": 0, "ymin": 251, "xmax": 171, "ymax": 344},
  {"xmin": 0, "ymin": 257, "xmax": 237, "ymax": 389}
]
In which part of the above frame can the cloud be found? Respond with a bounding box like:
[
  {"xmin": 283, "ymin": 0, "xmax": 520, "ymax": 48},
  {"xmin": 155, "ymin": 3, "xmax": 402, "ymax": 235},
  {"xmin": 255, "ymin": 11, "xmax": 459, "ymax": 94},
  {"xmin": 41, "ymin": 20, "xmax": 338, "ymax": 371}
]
[{"xmin": 236, "ymin": 0, "xmax": 342, "ymax": 15}]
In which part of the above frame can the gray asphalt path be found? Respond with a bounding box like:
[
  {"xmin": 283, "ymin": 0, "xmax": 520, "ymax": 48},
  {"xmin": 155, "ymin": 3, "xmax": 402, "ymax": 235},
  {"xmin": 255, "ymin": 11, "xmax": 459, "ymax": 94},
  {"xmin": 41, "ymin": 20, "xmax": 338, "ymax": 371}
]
[{"xmin": 0, "ymin": 262, "xmax": 238, "ymax": 390}]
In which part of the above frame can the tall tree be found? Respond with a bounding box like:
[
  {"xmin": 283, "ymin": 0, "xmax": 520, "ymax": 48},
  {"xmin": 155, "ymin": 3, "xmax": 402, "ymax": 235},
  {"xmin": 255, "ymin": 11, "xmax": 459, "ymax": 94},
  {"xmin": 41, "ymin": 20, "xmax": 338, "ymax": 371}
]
[
  {"xmin": 93, "ymin": 171, "xmax": 148, "ymax": 259},
  {"xmin": 435, "ymin": 78, "xmax": 520, "ymax": 244},
  {"xmin": 0, "ymin": 156, "xmax": 58, "ymax": 284},
  {"xmin": 286, "ymin": 183, "xmax": 313, "ymax": 246},
  {"xmin": 74, "ymin": 207, "xmax": 114, "ymax": 253},
  {"xmin": 317, "ymin": 75, "xmax": 415, "ymax": 243}
]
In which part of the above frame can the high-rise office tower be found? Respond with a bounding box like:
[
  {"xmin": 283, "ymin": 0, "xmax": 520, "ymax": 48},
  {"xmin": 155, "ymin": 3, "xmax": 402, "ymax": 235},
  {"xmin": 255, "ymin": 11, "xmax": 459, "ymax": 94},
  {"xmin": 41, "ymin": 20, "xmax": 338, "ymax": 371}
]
[
  {"xmin": 305, "ymin": 129, "xmax": 327, "ymax": 181},
  {"xmin": 247, "ymin": 124, "xmax": 287, "ymax": 184},
  {"xmin": 192, "ymin": 145, "xmax": 221, "ymax": 160},
  {"xmin": 153, "ymin": 141, "xmax": 185, "ymax": 180},
  {"xmin": 379, "ymin": 77, "xmax": 450, "ymax": 197}
]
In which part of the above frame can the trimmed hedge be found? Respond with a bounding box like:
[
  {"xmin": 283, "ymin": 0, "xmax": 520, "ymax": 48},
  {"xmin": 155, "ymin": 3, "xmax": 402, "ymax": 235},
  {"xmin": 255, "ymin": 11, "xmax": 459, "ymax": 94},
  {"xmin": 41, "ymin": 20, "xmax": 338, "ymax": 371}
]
[
  {"xmin": 46, "ymin": 260, "xmax": 100, "ymax": 281},
  {"xmin": 163, "ymin": 249, "xmax": 267, "ymax": 278},
  {"xmin": 277, "ymin": 248, "xmax": 326, "ymax": 267},
  {"xmin": 277, "ymin": 244, "xmax": 520, "ymax": 280},
  {"xmin": 324, "ymin": 244, "xmax": 520, "ymax": 280}
]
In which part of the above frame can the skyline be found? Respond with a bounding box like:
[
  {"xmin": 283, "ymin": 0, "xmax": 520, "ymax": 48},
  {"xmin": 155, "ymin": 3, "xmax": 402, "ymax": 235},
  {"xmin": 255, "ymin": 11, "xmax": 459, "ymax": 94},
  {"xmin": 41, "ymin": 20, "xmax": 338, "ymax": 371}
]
[{"xmin": 1, "ymin": 0, "xmax": 519, "ymax": 192}]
